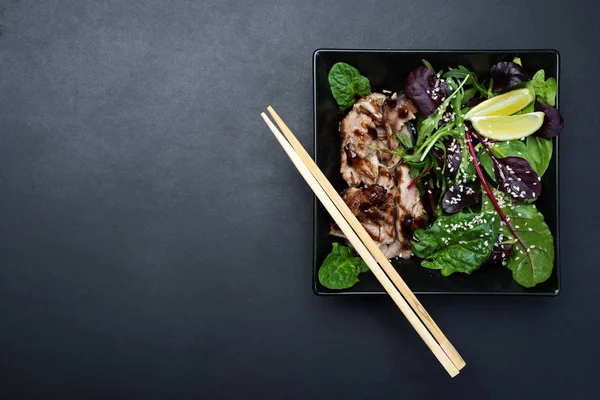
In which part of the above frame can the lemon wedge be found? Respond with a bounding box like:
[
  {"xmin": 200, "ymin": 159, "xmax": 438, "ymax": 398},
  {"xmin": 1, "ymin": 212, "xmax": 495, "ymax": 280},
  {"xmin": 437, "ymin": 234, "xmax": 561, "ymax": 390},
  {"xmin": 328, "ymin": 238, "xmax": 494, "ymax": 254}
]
[
  {"xmin": 470, "ymin": 112, "xmax": 545, "ymax": 140},
  {"xmin": 465, "ymin": 88, "xmax": 534, "ymax": 119}
]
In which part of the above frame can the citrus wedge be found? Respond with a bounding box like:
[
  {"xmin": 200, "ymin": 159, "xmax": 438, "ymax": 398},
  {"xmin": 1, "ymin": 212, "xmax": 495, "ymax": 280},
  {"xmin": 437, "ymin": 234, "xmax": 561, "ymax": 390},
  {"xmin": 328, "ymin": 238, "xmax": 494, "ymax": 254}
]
[
  {"xmin": 465, "ymin": 88, "xmax": 534, "ymax": 119},
  {"xmin": 470, "ymin": 112, "xmax": 545, "ymax": 140}
]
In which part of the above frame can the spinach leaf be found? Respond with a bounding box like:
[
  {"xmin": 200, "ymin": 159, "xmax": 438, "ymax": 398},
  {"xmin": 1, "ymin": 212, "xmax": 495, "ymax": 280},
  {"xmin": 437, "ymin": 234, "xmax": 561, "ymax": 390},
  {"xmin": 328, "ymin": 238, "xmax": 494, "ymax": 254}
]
[
  {"xmin": 318, "ymin": 243, "xmax": 368, "ymax": 289},
  {"xmin": 526, "ymin": 135, "xmax": 553, "ymax": 176},
  {"xmin": 531, "ymin": 70, "xmax": 557, "ymax": 106},
  {"xmin": 328, "ymin": 63, "xmax": 371, "ymax": 111},
  {"xmin": 494, "ymin": 140, "xmax": 541, "ymax": 173},
  {"xmin": 478, "ymin": 139, "xmax": 547, "ymax": 178},
  {"xmin": 483, "ymin": 191, "xmax": 554, "ymax": 288},
  {"xmin": 412, "ymin": 212, "xmax": 500, "ymax": 276}
]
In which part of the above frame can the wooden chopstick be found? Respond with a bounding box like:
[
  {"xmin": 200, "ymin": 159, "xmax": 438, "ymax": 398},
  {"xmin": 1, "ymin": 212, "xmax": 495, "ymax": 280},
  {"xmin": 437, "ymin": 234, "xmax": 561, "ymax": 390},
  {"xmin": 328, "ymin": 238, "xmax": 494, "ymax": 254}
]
[
  {"xmin": 261, "ymin": 112, "xmax": 460, "ymax": 377},
  {"xmin": 266, "ymin": 106, "xmax": 466, "ymax": 371}
]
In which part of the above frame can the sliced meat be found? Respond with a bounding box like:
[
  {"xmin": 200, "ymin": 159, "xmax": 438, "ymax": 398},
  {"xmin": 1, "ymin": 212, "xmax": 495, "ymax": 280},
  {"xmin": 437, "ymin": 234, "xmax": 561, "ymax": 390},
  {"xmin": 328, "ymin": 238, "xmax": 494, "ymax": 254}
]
[
  {"xmin": 380, "ymin": 93, "xmax": 418, "ymax": 168},
  {"xmin": 332, "ymin": 92, "xmax": 426, "ymax": 260},
  {"xmin": 330, "ymin": 185, "xmax": 396, "ymax": 245},
  {"xmin": 394, "ymin": 164, "xmax": 428, "ymax": 257},
  {"xmin": 340, "ymin": 93, "xmax": 387, "ymax": 187},
  {"xmin": 384, "ymin": 93, "xmax": 417, "ymax": 137},
  {"xmin": 376, "ymin": 166, "xmax": 395, "ymax": 191}
]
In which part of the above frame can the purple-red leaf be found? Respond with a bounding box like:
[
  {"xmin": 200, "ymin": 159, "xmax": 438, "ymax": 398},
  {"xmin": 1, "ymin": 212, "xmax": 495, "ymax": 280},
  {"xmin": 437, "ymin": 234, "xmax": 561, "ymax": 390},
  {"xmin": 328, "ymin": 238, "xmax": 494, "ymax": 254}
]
[
  {"xmin": 404, "ymin": 66, "xmax": 448, "ymax": 117},
  {"xmin": 444, "ymin": 138, "xmax": 461, "ymax": 177},
  {"xmin": 467, "ymin": 96, "xmax": 485, "ymax": 107},
  {"xmin": 534, "ymin": 101, "xmax": 564, "ymax": 139},
  {"xmin": 485, "ymin": 234, "xmax": 514, "ymax": 265},
  {"xmin": 441, "ymin": 184, "xmax": 479, "ymax": 214},
  {"xmin": 494, "ymin": 156, "xmax": 541, "ymax": 200},
  {"xmin": 490, "ymin": 61, "xmax": 530, "ymax": 91}
]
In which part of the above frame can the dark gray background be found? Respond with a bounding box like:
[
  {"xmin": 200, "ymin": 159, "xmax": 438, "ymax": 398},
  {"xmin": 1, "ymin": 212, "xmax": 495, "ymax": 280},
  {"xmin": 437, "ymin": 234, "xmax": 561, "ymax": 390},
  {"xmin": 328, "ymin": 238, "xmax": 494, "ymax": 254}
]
[{"xmin": 0, "ymin": 0, "xmax": 597, "ymax": 398}]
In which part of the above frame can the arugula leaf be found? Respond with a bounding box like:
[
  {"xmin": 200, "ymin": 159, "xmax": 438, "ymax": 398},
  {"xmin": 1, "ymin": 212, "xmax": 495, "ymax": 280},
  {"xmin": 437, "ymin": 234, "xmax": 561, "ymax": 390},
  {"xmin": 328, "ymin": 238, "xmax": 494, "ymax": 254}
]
[
  {"xmin": 531, "ymin": 70, "xmax": 557, "ymax": 106},
  {"xmin": 443, "ymin": 66, "xmax": 488, "ymax": 97},
  {"xmin": 422, "ymin": 59, "xmax": 434, "ymax": 69},
  {"xmin": 328, "ymin": 63, "xmax": 371, "ymax": 111},
  {"xmin": 526, "ymin": 135, "xmax": 553, "ymax": 176},
  {"xmin": 453, "ymin": 135, "xmax": 477, "ymax": 183},
  {"xmin": 461, "ymin": 87, "xmax": 478, "ymax": 106},
  {"xmin": 412, "ymin": 212, "xmax": 500, "ymax": 276},
  {"xmin": 483, "ymin": 191, "xmax": 554, "ymax": 288},
  {"xmin": 318, "ymin": 243, "xmax": 368, "ymax": 289},
  {"xmin": 396, "ymin": 129, "xmax": 414, "ymax": 149}
]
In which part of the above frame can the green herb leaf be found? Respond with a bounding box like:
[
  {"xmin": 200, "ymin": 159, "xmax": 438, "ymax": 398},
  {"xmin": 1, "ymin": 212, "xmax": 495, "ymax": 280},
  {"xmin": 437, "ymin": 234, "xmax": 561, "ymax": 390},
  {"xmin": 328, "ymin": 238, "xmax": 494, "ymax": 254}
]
[
  {"xmin": 461, "ymin": 87, "xmax": 478, "ymax": 106},
  {"xmin": 412, "ymin": 212, "xmax": 500, "ymax": 276},
  {"xmin": 454, "ymin": 136, "xmax": 477, "ymax": 183},
  {"xmin": 531, "ymin": 70, "xmax": 557, "ymax": 106},
  {"xmin": 513, "ymin": 57, "xmax": 522, "ymax": 66},
  {"xmin": 477, "ymin": 146, "xmax": 496, "ymax": 181},
  {"xmin": 525, "ymin": 135, "xmax": 553, "ymax": 176},
  {"xmin": 444, "ymin": 66, "xmax": 488, "ymax": 97},
  {"xmin": 422, "ymin": 59, "xmax": 433, "ymax": 69},
  {"xmin": 328, "ymin": 63, "xmax": 371, "ymax": 111},
  {"xmin": 491, "ymin": 139, "xmax": 543, "ymax": 173},
  {"xmin": 483, "ymin": 191, "xmax": 554, "ymax": 288},
  {"xmin": 318, "ymin": 243, "xmax": 368, "ymax": 289},
  {"xmin": 395, "ymin": 130, "xmax": 414, "ymax": 149}
]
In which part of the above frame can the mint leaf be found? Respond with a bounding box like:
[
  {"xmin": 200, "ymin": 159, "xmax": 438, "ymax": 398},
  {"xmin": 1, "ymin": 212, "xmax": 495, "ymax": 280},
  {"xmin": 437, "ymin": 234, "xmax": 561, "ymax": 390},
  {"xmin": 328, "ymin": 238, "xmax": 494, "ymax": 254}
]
[
  {"xmin": 412, "ymin": 212, "xmax": 500, "ymax": 276},
  {"xmin": 318, "ymin": 243, "xmax": 367, "ymax": 289},
  {"xmin": 328, "ymin": 62, "xmax": 371, "ymax": 111}
]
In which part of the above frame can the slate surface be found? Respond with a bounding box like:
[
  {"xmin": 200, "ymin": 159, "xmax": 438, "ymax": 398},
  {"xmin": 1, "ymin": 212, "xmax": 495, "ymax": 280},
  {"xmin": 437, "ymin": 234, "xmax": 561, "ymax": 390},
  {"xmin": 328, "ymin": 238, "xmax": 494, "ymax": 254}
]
[{"xmin": 1, "ymin": 0, "xmax": 598, "ymax": 398}]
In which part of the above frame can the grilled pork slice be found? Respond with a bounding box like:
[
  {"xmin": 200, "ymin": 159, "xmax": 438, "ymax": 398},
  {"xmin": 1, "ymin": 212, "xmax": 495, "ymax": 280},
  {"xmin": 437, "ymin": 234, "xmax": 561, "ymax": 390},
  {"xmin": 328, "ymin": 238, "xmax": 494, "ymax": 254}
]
[
  {"xmin": 384, "ymin": 93, "xmax": 417, "ymax": 140},
  {"xmin": 334, "ymin": 92, "xmax": 424, "ymax": 259},
  {"xmin": 380, "ymin": 92, "xmax": 418, "ymax": 168},
  {"xmin": 394, "ymin": 164, "xmax": 428, "ymax": 258},
  {"xmin": 340, "ymin": 93, "xmax": 387, "ymax": 187},
  {"xmin": 330, "ymin": 185, "xmax": 396, "ymax": 247},
  {"xmin": 340, "ymin": 93, "xmax": 418, "ymax": 187}
]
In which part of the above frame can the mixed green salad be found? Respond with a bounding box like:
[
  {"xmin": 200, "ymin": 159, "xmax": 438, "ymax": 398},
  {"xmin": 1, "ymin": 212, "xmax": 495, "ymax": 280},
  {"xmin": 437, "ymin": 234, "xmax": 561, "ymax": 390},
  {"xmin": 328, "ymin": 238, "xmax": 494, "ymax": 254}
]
[{"xmin": 319, "ymin": 58, "xmax": 563, "ymax": 290}]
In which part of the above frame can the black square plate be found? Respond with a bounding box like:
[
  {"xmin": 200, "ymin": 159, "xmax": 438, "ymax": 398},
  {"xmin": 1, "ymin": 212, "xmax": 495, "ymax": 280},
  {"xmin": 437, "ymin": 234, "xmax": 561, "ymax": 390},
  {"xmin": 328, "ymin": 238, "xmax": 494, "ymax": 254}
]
[{"xmin": 313, "ymin": 49, "xmax": 560, "ymax": 295}]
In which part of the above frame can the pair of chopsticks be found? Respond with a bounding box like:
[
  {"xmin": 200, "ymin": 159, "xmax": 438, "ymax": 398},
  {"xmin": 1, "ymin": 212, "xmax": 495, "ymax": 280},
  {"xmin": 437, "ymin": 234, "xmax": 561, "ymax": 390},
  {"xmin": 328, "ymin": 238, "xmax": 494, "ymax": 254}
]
[{"xmin": 261, "ymin": 106, "xmax": 466, "ymax": 377}]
